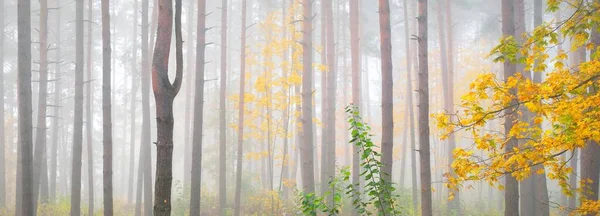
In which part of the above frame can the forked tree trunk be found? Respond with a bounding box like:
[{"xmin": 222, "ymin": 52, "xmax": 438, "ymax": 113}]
[
  {"xmin": 71, "ymin": 0, "xmax": 85, "ymax": 213},
  {"xmin": 300, "ymin": 0, "xmax": 315, "ymax": 193},
  {"xmin": 416, "ymin": 0, "xmax": 432, "ymax": 215},
  {"xmin": 233, "ymin": 0, "xmax": 247, "ymax": 215},
  {"xmin": 501, "ymin": 0, "xmax": 519, "ymax": 215},
  {"xmin": 101, "ymin": 0, "xmax": 113, "ymax": 212},
  {"xmin": 189, "ymin": 0, "xmax": 206, "ymax": 215},
  {"xmin": 17, "ymin": 0, "xmax": 34, "ymax": 213},
  {"xmin": 151, "ymin": 0, "xmax": 184, "ymax": 213}
]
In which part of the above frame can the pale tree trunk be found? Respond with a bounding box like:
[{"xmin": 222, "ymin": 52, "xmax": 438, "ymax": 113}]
[
  {"xmin": 17, "ymin": 0, "xmax": 34, "ymax": 213},
  {"xmin": 151, "ymin": 0, "xmax": 184, "ymax": 213},
  {"xmin": 349, "ymin": 0, "xmax": 361, "ymax": 214},
  {"xmin": 33, "ymin": 0, "xmax": 50, "ymax": 207},
  {"xmin": 322, "ymin": 0, "xmax": 336, "ymax": 204},
  {"xmin": 416, "ymin": 0, "xmax": 432, "ymax": 215},
  {"xmin": 379, "ymin": 0, "xmax": 393, "ymax": 184},
  {"xmin": 0, "ymin": 0, "xmax": 5, "ymax": 206},
  {"xmin": 71, "ymin": 0, "xmax": 86, "ymax": 213},
  {"xmin": 501, "ymin": 0, "xmax": 519, "ymax": 215},
  {"xmin": 319, "ymin": 0, "xmax": 327, "ymax": 197},
  {"xmin": 128, "ymin": 0, "xmax": 138, "ymax": 205},
  {"xmin": 49, "ymin": 0, "xmax": 62, "ymax": 201},
  {"xmin": 183, "ymin": 0, "xmax": 194, "ymax": 192},
  {"xmin": 85, "ymin": 0, "xmax": 94, "ymax": 213},
  {"xmin": 301, "ymin": 0, "xmax": 315, "ymax": 194},
  {"xmin": 234, "ymin": 0, "xmax": 247, "ymax": 214},
  {"xmin": 279, "ymin": 0, "xmax": 291, "ymax": 201},
  {"xmin": 219, "ymin": 0, "xmax": 228, "ymax": 212},
  {"xmin": 189, "ymin": 0, "xmax": 206, "ymax": 214},
  {"xmin": 101, "ymin": 0, "xmax": 113, "ymax": 212}
]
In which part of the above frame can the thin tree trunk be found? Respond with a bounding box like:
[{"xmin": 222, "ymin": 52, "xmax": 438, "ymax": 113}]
[
  {"xmin": 0, "ymin": 0, "xmax": 5, "ymax": 206},
  {"xmin": 319, "ymin": 0, "xmax": 327, "ymax": 198},
  {"xmin": 71, "ymin": 0, "xmax": 85, "ymax": 212},
  {"xmin": 17, "ymin": 0, "xmax": 34, "ymax": 213},
  {"xmin": 416, "ymin": 0, "xmax": 432, "ymax": 215},
  {"xmin": 301, "ymin": 0, "xmax": 315, "ymax": 194},
  {"xmin": 349, "ymin": 0, "xmax": 361, "ymax": 214},
  {"xmin": 49, "ymin": 0, "xmax": 62, "ymax": 201},
  {"xmin": 233, "ymin": 0, "xmax": 247, "ymax": 214},
  {"xmin": 219, "ymin": 0, "xmax": 228, "ymax": 212},
  {"xmin": 33, "ymin": 0, "xmax": 50, "ymax": 207},
  {"xmin": 101, "ymin": 0, "xmax": 113, "ymax": 211},
  {"xmin": 322, "ymin": 0, "xmax": 336, "ymax": 204},
  {"xmin": 501, "ymin": 0, "xmax": 519, "ymax": 215},
  {"xmin": 151, "ymin": 0, "xmax": 184, "ymax": 213},
  {"xmin": 128, "ymin": 0, "xmax": 138, "ymax": 205},
  {"xmin": 85, "ymin": 0, "xmax": 94, "ymax": 213},
  {"xmin": 183, "ymin": 0, "xmax": 194, "ymax": 192},
  {"xmin": 189, "ymin": 0, "xmax": 206, "ymax": 214}
]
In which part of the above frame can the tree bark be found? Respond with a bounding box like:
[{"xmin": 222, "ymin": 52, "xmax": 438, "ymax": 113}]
[
  {"xmin": 85, "ymin": 0, "xmax": 94, "ymax": 213},
  {"xmin": 219, "ymin": 0, "xmax": 228, "ymax": 213},
  {"xmin": 321, "ymin": 0, "xmax": 336, "ymax": 204},
  {"xmin": 33, "ymin": 0, "xmax": 50, "ymax": 207},
  {"xmin": 101, "ymin": 0, "xmax": 113, "ymax": 212},
  {"xmin": 319, "ymin": 0, "xmax": 327, "ymax": 198},
  {"xmin": 128, "ymin": 0, "xmax": 138, "ymax": 205},
  {"xmin": 379, "ymin": 0, "xmax": 393, "ymax": 184},
  {"xmin": 182, "ymin": 0, "xmax": 194, "ymax": 192},
  {"xmin": 189, "ymin": 0, "xmax": 206, "ymax": 214},
  {"xmin": 501, "ymin": 0, "xmax": 519, "ymax": 215},
  {"xmin": 0, "ymin": 0, "xmax": 5, "ymax": 206},
  {"xmin": 301, "ymin": 0, "xmax": 316, "ymax": 194},
  {"xmin": 151, "ymin": 0, "xmax": 184, "ymax": 213},
  {"xmin": 49, "ymin": 0, "xmax": 62, "ymax": 202},
  {"xmin": 71, "ymin": 0, "xmax": 85, "ymax": 213},
  {"xmin": 233, "ymin": 0, "xmax": 247, "ymax": 215},
  {"xmin": 17, "ymin": 0, "xmax": 34, "ymax": 213},
  {"xmin": 416, "ymin": 0, "xmax": 432, "ymax": 215}
]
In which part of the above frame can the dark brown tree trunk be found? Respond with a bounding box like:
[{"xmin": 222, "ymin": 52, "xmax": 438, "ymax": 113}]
[
  {"xmin": 17, "ymin": 0, "xmax": 34, "ymax": 213},
  {"xmin": 0, "ymin": 0, "xmax": 5, "ymax": 206},
  {"xmin": 233, "ymin": 0, "xmax": 247, "ymax": 214},
  {"xmin": 404, "ymin": 0, "xmax": 419, "ymax": 213},
  {"xmin": 33, "ymin": 0, "xmax": 50, "ymax": 207},
  {"xmin": 85, "ymin": 0, "xmax": 94, "ymax": 213},
  {"xmin": 189, "ymin": 0, "xmax": 206, "ymax": 214},
  {"xmin": 101, "ymin": 0, "xmax": 113, "ymax": 212},
  {"xmin": 301, "ymin": 0, "xmax": 316, "ymax": 194},
  {"xmin": 49, "ymin": 0, "xmax": 62, "ymax": 201},
  {"xmin": 151, "ymin": 0, "xmax": 184, "ymax": 213},
  {"xmin": 128, "ymin": 0, "xmax": 138, "ymax": 205},
  {"xmin": 219, "ymin": 0, "xmax": 228, "ymax": 212},
  {"xmin": 501, "ymin": 0, "xmax": 519, "ymax": 215},
  {"xmin": 379, "ymin": 0, "xmax": 393, "ymax": 184},
  {"xmin": 416, "ymin": 0, "xmax": 432, "ymax": 215},
  {"xmin": 71, "ymin": 0, "xmax": 85, "ymax": 213},
  {"xmin": 350, "ymin": 0, "xmax": 361, "ymax": 214}
]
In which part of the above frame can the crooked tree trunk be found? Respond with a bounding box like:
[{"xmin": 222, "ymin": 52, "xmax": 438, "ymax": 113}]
[
  {"xmin": 219, "ymin": 0, "xmax": 228, "ymax": 212},
  {"xmin": 71, "ymin": 0, "xmax": 86, "ymax": 213},
  {"xmin": 300, "ymin": 0, "xmax": 316, "ymax": 194},
  {"xmin": 17, "ymin": 0, "xmax": 34, "ymax": 213},
  {"xmin": 151, "ymin": 0, "xmax": 184, "ymax": 213},
  {"xmin": 233, "ymin": 0, "xmax": 247, "ymax": 215},
  {"xmin": 189, "ymin": 0, "xmax": 206, "ymax": 215}
]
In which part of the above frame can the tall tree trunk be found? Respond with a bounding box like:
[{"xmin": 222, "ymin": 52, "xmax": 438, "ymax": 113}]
[
  {"xmin": 301, "ymin": 0, "xmax": 316, "ymax": 194},
  {"xmin": 17, "ymin": 0, "xmax": 34, "ymax": 213},
  {"xmin": 0, "ymin": 0, "xmax": 5, "ymax": 206},
  {"xmin": 233, "ymin": 0, "xmax": 247, "ymax": 214},
  {"xmin": 85, "ymin": 0, "xmax": 95, "ymax": 213},
  {"xmin": 219, "ymin": 0, "xmax": 228, "ymax": 212},
  {"xmin": 501, "ymin": 0, "xmax": 519, "ymax": 215},
  {"xmin": 189, "ymin": 0, "xmax": 206, "ymax": 214},
  {"xmin": 319, "ymin": 0, "xmax": 327, "ymax": 198},
  {"xmin": 128, "ymin": 0, "xmax": 138, "ymax": 205},
  {"xmin": 444, "ymin": 0, "xmax": 460, "ymax": 213},
  {"xmin": 71, "ymin": 0, "xmax": 85, "ymax": 212},
  {"xmin": 183, "ymin": 0, "xmax": 194, "ymax": 192},
  {"xmin": 349, "ymin": 0, "xmax": 361, "ymax": 214},
  {"xmin": 101, "ymin": 0, "xmax": 113, "ymax": 212},
  {"xmin": 33, "ymin": 0, "xmax": 50, "ymax": 207},
  {"xmin": 321, "ymin": 0, "xmax": 336, "ymax": 204},
  {"xmin": 404, "ymin": 0, "xmax": 419, "ymax": 213},
  {"xmin": 379, "ymin": 0, "xmax": 393, "ymax": 184},
  {"xmin": 50, "ymin": 0, "xmax": 62, "ymax": 201},
  {"xmin": 416, "ymin": 0, "xmax": 432, "ymax": 215},
  {"xmin": 151, "ymin": 0, "xmax": 184, "ymax": 213}
]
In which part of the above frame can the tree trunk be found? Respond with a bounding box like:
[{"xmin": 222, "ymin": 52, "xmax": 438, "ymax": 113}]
[
  {"xmin": 416, "ymin": 0, "xmax": 432, "ymax": 215},
  {"xmin": 189, "ymin": 0, "xmax": 206, "ymax": 214},
  {"xmin": 17, "ymin": 0, "xmax": 34, "ymax": 213},
  {"xmin": 501, "ymin": 0, "xmax": 519, "ymax": 215},
  {"xmin": 101, "ymin": 0, "xmax": 113, "ymax": 212},
  {"xmin": 349, "ymin": 0, "xmax": 361, "ymax": 214},
  {"xmin": 319, "ymin": 0, "xmax": 327, "ymax": 198},
  {"xmin": 151, "ymin": 0, "xmax": 184, "ymax": 213},
  {"xmin": 33, "ymin": 0, "xmax": 50, "ymax": 207},
  {"xmin": 0, "ymin": 0, "xmax": 5, "ymax": 206},
  {"xmin": 85, "ymin": 0, "xmax": 95, "ymax": 213},
  {"xmin": 301, "ymin": 0, "xmax": 316, "ymax": 194},
  {"xmin": 219, "ymin": 0, "xmax": 228, "ymax": 213},
  {"xmin": 321, "ymin": 0, "xmax": 336, "ymax": 204},
  {"xmin": 128, "ymin": 0, "xmax": 138, "ymax": 205},
  {"xmin": 234, "ymin": 0, "xmax": 247, "ymax": 214},
  {"xmin": 379, "ymin": 0, "xmax": 393, "ymax": 184},
  {"xmin": 71, "ymin": 0, "xmax": 85, "ymax": 212},
  {"xmin": 49, "ymin": 0, "xmax": 62, "ymax": 202},
  {"xmin": 182, "ymin": 0, "xmax": 194, "ymax": 192}
]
